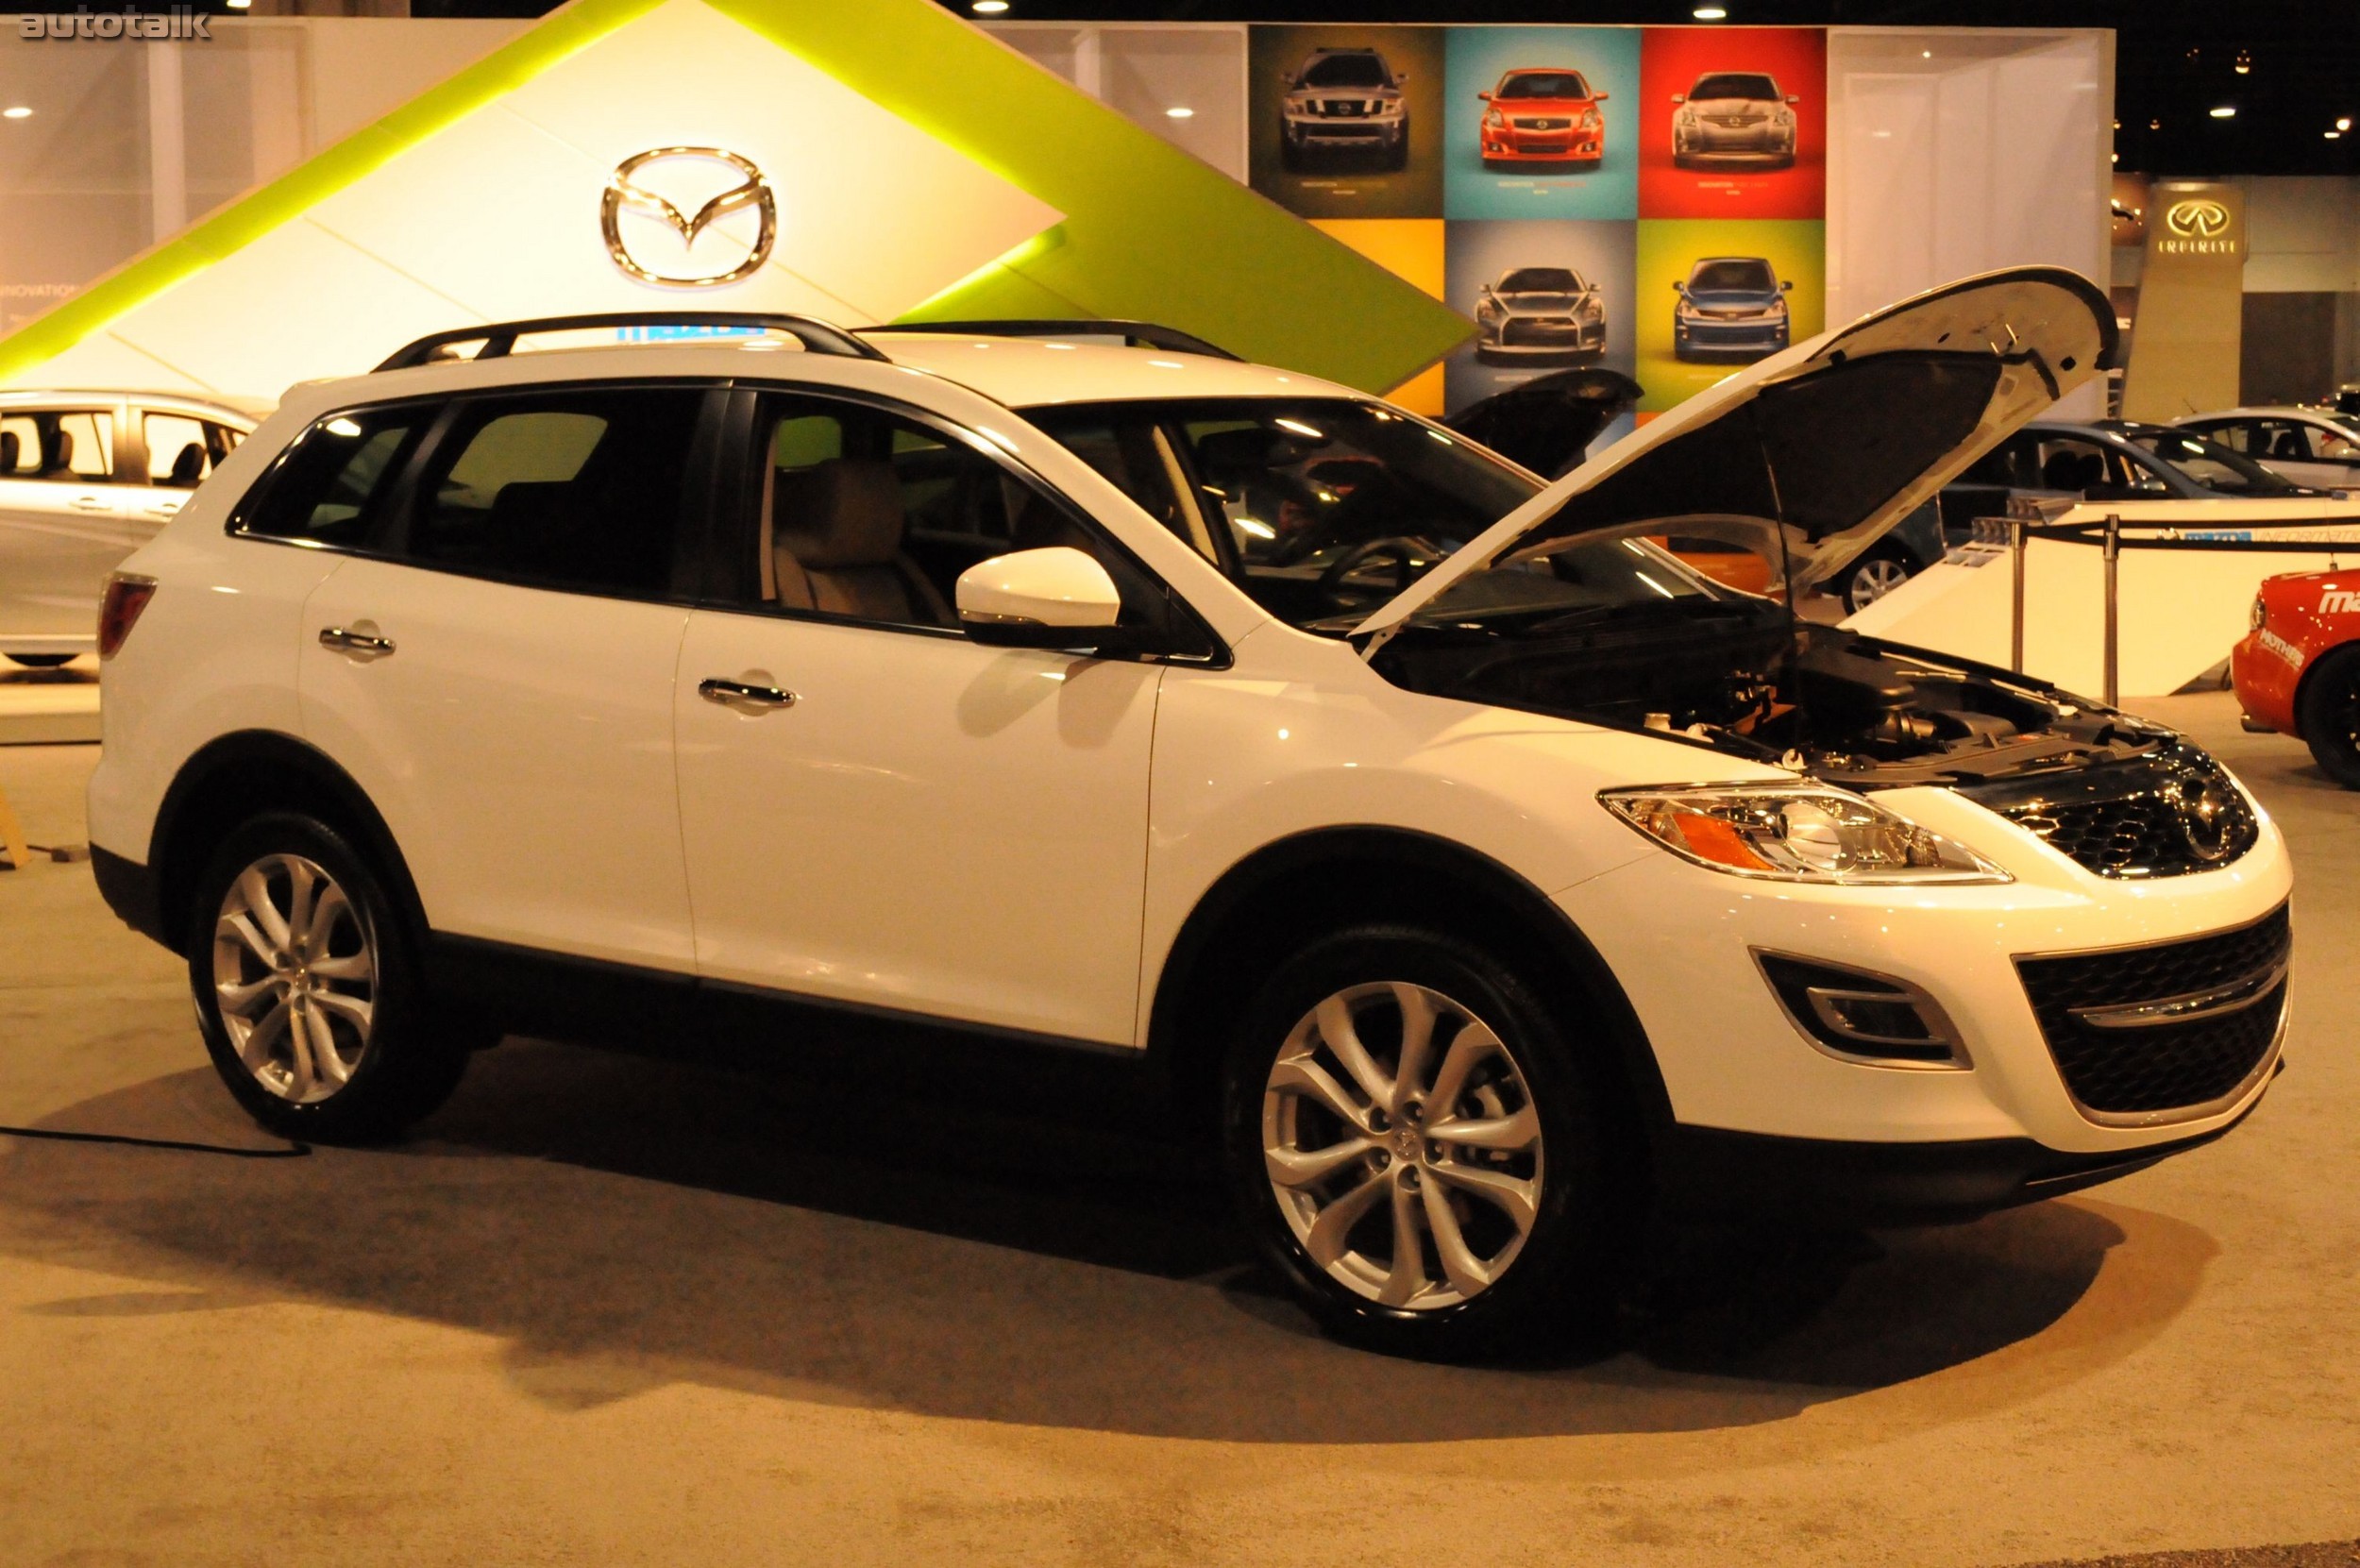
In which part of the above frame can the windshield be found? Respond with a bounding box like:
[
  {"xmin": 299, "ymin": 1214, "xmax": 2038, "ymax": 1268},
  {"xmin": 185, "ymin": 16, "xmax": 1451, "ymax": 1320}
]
[
  {"xmin": 1500, "ymin": 71, "xmax": 1590, "ymax": 100},
  {"xmin": 1691, "ymin": 73, "xmax": 1779, "ymax": 101},
  {"xmin": 2124, "ymin": 428, "xmax": 2301, "ymax": 496},
  {"xmin": 1498, "ymin": 267, "xmax": 1584, "ymax": 294},
  {"xmin": 1689, "ymin": 260, "xmax": 1776, "ymax": 293},
  {"xmin": 1301, "ymin": 53, "xmax": 1388, "ymax": 89},
  {"xmin": 1021, "ymin": 396, "xmax": 1730, "ymax": 632}
]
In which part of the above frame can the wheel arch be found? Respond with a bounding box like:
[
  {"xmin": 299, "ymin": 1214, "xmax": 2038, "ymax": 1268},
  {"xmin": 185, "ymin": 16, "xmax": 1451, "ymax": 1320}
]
[
  {"xmin": 1146, "ymin": 825, "xmax": 1673, "ymax": 1147},
  {"xmin": 148, "ymin": 730, "xmax": 427, "ymax": 953}
]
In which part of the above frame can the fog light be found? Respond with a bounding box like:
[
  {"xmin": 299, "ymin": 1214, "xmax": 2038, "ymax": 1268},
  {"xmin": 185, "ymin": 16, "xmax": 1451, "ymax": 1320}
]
[{"xmin": 1755, "ymin": 952, "xmax": 1966, "ymax": 1068}]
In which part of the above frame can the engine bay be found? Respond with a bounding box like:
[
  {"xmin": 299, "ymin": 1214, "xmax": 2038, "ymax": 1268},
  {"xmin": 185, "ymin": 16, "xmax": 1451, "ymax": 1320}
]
[{"xmin": 1371, "ymin": 611, "xmax": 2175, "ymax": 789}]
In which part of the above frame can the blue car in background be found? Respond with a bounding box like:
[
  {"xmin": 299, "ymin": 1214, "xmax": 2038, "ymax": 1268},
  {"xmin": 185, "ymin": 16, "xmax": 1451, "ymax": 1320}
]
[{"xmin": 1672, "ymin": 256, "xmax": 1793, "ymax": 361}]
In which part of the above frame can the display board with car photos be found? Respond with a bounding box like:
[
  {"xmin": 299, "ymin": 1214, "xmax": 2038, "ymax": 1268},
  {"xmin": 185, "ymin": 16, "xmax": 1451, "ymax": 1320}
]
[{"xmin": 1247, "ymin": 24, "xmax": 1829, "ymax": 421}]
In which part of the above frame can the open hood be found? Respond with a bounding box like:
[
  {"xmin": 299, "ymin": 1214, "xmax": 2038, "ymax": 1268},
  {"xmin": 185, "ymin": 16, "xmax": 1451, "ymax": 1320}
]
[{"xmin": 1357, "ymin": 266, "xmax": 2118, "ymax": 649}]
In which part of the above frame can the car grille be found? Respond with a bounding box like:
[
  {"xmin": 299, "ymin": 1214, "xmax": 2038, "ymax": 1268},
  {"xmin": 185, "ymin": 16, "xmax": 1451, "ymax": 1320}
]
[
  {"xmin": 1972, "ymin": 743, "xmax": 2259, "ymax": 879},
  {"xmin": 1313, "ymin": 99, "xmax": 1376, "ymax": 117},
  {"xmin": 1501, "ymin": 317, "xmax": 1587, "ymax": 344},
  {"xmin": 2014, "ymin": 904, "xmax": 2289, "ymax": 1120},
  {"xmin": 1708, "ymin": 114, "xmax": 1763, "ymax": 126},
  {"xmin": 1512, "ymin": 116, "xmax": 1570, "ymax": 130}
]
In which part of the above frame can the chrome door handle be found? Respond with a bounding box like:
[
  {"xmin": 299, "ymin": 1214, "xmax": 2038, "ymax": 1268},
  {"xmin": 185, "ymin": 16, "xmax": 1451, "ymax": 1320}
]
[
  {"xmin": 699, "ymin": 677, "xmax": 797, "ymax": 709},
  {"xmin": 69, "ymin": 495, "xmax": 112, "ymax": 513},
  {"xmin": 319, "ymin": 626, "xmax": 396, "ymax": 656}
]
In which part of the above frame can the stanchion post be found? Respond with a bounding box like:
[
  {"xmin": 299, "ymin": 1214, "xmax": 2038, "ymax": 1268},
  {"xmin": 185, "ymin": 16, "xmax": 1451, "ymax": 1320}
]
[
  {"xmin": 2009, "ymin": 517, "xmax": 2027, "ymax": 673},
  {"xmin": 0, "ymin": 783, "xmax": 29, "ymax": 873},
  {"xmin": 2101, "ymin": 512, "xmax": 2120, "ymax": 708}
]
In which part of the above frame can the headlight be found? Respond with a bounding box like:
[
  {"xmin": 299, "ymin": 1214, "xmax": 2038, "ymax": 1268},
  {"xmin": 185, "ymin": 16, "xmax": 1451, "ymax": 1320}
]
[
  {"xmin": 1599, "ymin": 784, "xmax": 2010, "ymax": 885},
  {"xmin": 1766, "ymin": 295, "xmax": 1788, "ymax": 316},
  {"xmin": 1579, "ymin": 298, "xmax": 1603, "ymax": 320},
  {"xmin": 1485, "ymin": 109, "xmax": 1504, "ymax": 128},
  {"xmin": 1581, "ymin": 109, "xmax": 1600, "ymax": 128},
  {"xmin": 2250, "ymin": 596, "xmax": 2267, "ymax": 631}
]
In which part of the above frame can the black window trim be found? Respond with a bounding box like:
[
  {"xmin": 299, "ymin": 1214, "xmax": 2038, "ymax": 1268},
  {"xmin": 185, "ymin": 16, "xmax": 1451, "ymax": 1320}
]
[
  {"xmin": 699, "ymin": 379, "xmax": 1230, "ymax": 667},
  {"xmin": 225, "ymin": 377, "xmax": 733, "ymax": 611}
]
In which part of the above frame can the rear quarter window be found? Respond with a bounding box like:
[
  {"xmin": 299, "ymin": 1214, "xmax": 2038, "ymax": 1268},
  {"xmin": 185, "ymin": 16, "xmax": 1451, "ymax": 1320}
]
[{"xmin": 235, "ymin": 406, "xmax": 428, "ymax": 548}]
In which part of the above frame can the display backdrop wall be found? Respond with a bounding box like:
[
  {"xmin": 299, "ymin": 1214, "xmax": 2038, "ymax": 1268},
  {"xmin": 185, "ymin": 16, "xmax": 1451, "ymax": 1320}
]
[{"xmin": 0, "ymin": 0, "xmax": 1468, "ymax": 402}]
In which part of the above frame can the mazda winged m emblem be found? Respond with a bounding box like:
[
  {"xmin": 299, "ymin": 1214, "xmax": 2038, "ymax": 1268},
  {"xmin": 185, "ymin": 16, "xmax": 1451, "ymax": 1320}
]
[{"xmin": 601, "ymin": 147, "xmax": 777, "ymax": 288}]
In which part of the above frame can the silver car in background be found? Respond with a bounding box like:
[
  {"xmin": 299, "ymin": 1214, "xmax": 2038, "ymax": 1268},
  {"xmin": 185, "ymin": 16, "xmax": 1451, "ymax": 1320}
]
[
  {"xmin": 0, "ymin": 391, "xmax": 254, "ymax": 666},
  {"xmin": 1671, "ymin": 71, "xmax": 1800, "ymax": 168},
  {"xmin": 1474, "ymin": 265, "xmax": 1609, "ymax": 362}
]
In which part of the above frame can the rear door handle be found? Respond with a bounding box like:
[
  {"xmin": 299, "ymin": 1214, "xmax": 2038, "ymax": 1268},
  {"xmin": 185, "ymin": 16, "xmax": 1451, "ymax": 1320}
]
[
  {"xmin": 142, "ymin": 498, "xmax": 184, "ymax": 519},
  {"xmin": 699, "ymin": 677, "xmax": 797, "ymax": 710},
  {"xmin": 68, "ymin": 495, "xmax": 113, "ymax": 513},
  {"xmin": 319, "ymin": 626, "xmax": 396, "ymax": 657}
]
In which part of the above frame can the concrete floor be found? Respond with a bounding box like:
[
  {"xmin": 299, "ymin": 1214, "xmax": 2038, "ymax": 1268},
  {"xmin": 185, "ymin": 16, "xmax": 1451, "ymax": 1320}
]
[{"xmin": 0, "ymin": 692, "xmax": 2354, "ymax": 1567}]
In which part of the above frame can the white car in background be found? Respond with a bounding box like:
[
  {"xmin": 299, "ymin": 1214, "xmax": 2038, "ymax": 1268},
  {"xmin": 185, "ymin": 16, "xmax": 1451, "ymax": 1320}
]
[
  {"xmin": 85, "ymin": 274, "xmax": 2291, "ymax": 1360},
  {"xmin": 2173, "ymin": 406, "xmax": 2360, "ymax": 493},
  {"xmin": 0, "ymin": 391, "xmax": 255, "ymax": 666}
]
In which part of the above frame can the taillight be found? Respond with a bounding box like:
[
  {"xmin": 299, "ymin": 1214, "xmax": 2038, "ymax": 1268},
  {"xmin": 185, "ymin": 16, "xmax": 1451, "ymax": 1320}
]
[
  {"xmin": 2250, "ymin": 596, "xmax": 2267, "ymax": 632},
  {"xmin": 97, "ymin": 573, "xmax": 156, "ymax": 659}
]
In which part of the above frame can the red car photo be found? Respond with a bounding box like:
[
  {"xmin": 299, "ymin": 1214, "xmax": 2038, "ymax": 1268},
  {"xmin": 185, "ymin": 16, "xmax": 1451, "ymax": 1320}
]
[
  {"xmin": 1478, "ymin": 67, "xmax": 1608, "ymax": 167},
  {"xmin": 2232, "ymin": 567, "xmax": 2360, "ymax": 785}
]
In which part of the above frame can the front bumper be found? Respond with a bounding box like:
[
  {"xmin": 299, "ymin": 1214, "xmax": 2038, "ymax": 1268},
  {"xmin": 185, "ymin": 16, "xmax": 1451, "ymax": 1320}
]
[
  {"xmin": 1675, "ymin": 316, "xmax": 1788, "ymax": 357},
  {"xmin": 1482, "ymin": 131, "xmax": 1602, "ymax": 162},
  {"xmin": 1478, "ymin": 317, "xmax": 1607, "ymax": 356},
  {"xmin": 1674, "ymin": 126, "xmax": 1796, "ymax": 164},
  {"xmin": 1284, "ymin": 115, "xmax": 1405, "ymax": 148},
  {"xmin": 1554, "ymin": 780, "xmax": 2294, "ymax": 1170}
]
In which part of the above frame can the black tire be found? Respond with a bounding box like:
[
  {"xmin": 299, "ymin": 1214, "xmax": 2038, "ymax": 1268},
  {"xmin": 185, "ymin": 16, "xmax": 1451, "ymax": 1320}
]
[
  {"xmin": 1385, "ymin": 136, "xmax": 1408, "ymax": 172},
  {"xmin": 188, "ymin": 812, "xmax": 468, "ymax": 1143},
  {"xmin": 2299, "ymin": 644, "xmax": 2360, "ymax": 788},
  {"xmin": 5, "ymin": 653, "xmax": 76, "ymax": 668},
  {"xmin": 1220, "ymin": 923, "xmax": 1631, "ymax": 1360},
  {"xmin": 1840, "ymin": 544, "xmax": 1915, "ymax": 615}
]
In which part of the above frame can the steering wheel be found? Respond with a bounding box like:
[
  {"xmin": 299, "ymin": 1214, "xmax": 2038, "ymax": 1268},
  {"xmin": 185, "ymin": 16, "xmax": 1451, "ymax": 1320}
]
[{"xmin": 1317, "ymin": 536, "xmax": 1424, "ymax": 598}]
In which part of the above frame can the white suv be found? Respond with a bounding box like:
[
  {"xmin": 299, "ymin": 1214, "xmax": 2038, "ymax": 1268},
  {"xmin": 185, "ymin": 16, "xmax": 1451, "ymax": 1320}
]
[{"xmin": 88, "ymin": 274, "xmax": 2293, "ymax": 1359}]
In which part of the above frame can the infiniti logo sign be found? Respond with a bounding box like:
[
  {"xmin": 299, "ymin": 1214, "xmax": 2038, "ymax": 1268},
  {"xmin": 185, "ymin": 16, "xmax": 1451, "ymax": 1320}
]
[
  {"xmin": 2165, "ymin": 199, "xmax": 2230, "ymax": 238},
  {"xmin": 600, "ymin": 147, "xmax": 778, "ymax": 289}
]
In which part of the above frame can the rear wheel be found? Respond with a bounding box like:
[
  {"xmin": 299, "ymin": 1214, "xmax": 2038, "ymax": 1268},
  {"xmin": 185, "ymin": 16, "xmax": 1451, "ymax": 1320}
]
[
  {"xmin": 1221, "ymin": 924, "xmax": 1627, "ymax": 1360},
  {"xmin": 190, "ymin": 813, "xmax": 469, "ymax": 1142},
  {"xmin": 2298, "ymin": 644, "xmax": 2360, "ymax": 788},
  {"xmin": 1841, "ymin": 545, "xmax": 1914, "ymax": 614}
]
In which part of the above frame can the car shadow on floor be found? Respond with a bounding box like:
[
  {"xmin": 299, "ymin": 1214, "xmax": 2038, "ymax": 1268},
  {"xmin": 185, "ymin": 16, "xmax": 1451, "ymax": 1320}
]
[{"xmin": 0, "ymin": 1042, "xmax": 2218, "ymax": 1443}]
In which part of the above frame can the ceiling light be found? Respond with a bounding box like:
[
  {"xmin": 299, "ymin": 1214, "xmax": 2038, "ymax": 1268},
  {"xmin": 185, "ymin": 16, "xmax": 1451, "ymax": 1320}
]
[
  {"xmin": 226, "ymin": 0, "xmax": 250, "ymax": 8},
  {"xmin": 1165, "ymin": 107, "xmax": 1194, "ymax": 120},
  {"xmin": 2339, "ymin": 118, "xmax": 2353, "ymax": 132},
  {"xmin": 2209, "ymin": 106, "xmax": 2236, "ymax": 119},
  {"xmin": 2234, "ymin": 50, "xmax": 2251, "ymax": 74},
  {"xmin": 1692, "ymin": 6, "xmax": 1728, "ymax": 18},
  {"xmin": 2111, "ymin": 151, "xmax": 2119, "ymax": 162},
  {"xmin": 1920, "ymin": 50, "xmax": 1931, "ymax": 59},
  {"xmin": 0, "ymin": 107, "xmax": 30, "ymax": 121},
  {"xmin": 969, "ymin": 0, "xmax": 1008, "ymax": 11},
  {"xmin": 2149, "ymin": 119, "xmax": 2161, "ymax": 130}
]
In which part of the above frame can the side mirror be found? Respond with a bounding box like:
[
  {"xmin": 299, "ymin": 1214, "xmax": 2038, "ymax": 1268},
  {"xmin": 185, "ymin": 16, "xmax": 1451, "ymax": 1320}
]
[
  {"xmin": 1672, "ymin": 279, "xmax": 1687, "ymax": 293},
  {"xmin": 1780, "ymin": 279, "xmax": 1794, "ymax": 291},
  {"xmin": 1477, "ymin": 90, "xmax": 1492, "ymax": 101},
  {"xmin": 1672, "ymin": 93, "xmax": 1686, "ymax": 105},
  {"xmin": 1595, "ymin": 92, "xmax": 1610, "ymax": 102},
  {"xmin": 956, "ymin": 547, "xmax": 1124, "ymax": 649},
  {"xmin": 1786, "ymin": 94, "xmax": 1801, "ymax": 104}
]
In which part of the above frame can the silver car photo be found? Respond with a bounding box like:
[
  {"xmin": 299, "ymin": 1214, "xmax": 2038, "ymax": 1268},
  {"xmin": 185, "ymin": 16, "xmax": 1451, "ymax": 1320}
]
[
  {"xmin": 1671, "ymin": 70, "xmax": 1801, "ymax": 168},
  {"xmin": 0, "ymin": 391, "xmax": 254, "ymax": 666},
  {"xmin": 1474, "ymin": 265, "xmax": 1609, "ymax": 362},
  {"xmin": 1279, "ymin": 46, "xmax": 1410, "ymax": 170}
]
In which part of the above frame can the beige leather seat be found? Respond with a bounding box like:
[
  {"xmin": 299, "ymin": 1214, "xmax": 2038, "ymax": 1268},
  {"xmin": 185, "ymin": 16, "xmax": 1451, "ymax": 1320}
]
[{"xmin": 771, "ymin": 458, "xmax": 953, "ymax": 626}]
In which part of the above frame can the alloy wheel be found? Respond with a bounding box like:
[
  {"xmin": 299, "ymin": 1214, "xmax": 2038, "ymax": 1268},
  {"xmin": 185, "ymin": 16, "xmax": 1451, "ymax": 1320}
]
[
  {"xmin": 1847, "ymin": 555, "xmax": 1911, "ymax": 610},
  {"xmin": 1261, "ymin": 982, "xmax": 1544, "ymax": 1310},
  {"xmin": 210, "ymin": 853, "xmax": 378, "ymax": 1104}
]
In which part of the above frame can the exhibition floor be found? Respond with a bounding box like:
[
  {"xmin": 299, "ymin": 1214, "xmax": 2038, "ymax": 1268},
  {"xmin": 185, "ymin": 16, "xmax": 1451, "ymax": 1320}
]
[{"xmin": 0, "ymin": 694, "xmax": 2355, "ymax": 1567}]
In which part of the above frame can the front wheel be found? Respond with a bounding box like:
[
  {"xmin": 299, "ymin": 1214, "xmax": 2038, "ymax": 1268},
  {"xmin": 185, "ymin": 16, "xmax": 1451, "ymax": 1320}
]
[
  {"xmin": 1221, "ymin": 925, "xmax": 1628, "ymax": 1359},
  {"xmin": 2298, "ymin": 644, "xmax": 2360, "ymax": 788},
  {"xmin": 1841, "ymin": 545, "xmax": 1914, "ymax": 614},
  {"xmin": 190, "ymin": 813, "xmax": 469, "ymax": 1142}
]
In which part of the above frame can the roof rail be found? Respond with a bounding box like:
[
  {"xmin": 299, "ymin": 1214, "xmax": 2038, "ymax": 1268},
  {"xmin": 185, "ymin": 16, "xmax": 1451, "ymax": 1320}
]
[
  {"xmin": 374, "ymin": 312, "xmax": 887, "ymax": 372},
  {"xmin": 864, "ymin": 318, "xmax": 1242, "ymax": 362}
]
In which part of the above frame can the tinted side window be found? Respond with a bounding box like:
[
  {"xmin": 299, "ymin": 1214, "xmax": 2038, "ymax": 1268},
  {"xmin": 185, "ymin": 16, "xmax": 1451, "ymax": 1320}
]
[
  {"xmin": 239, "ymin": 406, "xmax": 426, "ymax": 547},
  {"xmin": 402, "ymin": 387, "xmax": 704, "ymax": 598},
  {"xmin": 0, "ymin": 410, "xmax": 113, "ymax": 482}
]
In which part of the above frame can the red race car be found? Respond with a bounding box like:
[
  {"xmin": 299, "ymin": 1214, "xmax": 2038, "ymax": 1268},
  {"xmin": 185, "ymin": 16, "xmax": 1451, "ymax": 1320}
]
[
  {"xmin": 2232, "ymin": 567, "xmax": 2360, "ymax": 785},
  {"xmin": 1478, "ymin": 68, "xmax": 1608, "ymax": 167}
]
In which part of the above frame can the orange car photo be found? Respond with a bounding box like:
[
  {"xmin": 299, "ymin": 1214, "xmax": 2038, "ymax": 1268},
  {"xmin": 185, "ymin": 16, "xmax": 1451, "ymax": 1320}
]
[{"xmin": 1478, "ymin": 67, "xmax": 1609, "ymax": 167}]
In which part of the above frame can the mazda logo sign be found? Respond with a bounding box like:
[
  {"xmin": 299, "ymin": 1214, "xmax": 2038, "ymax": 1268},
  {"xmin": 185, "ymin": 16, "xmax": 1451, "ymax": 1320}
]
[
  {"xmin": 601, "ymin": 147, "xmax": 777, "ymax": 288},
  {"xmin": 2166, "ymin": 776, "xmax": 2241, "ymax": 864},
  {"xmin": 2165, "ymin": 198, "xmax": 2231, "ymax": 240}
]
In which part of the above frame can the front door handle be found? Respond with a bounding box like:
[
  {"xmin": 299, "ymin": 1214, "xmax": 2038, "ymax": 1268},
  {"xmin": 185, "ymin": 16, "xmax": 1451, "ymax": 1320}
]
[
  {"xmin": 319, "ymin": 626, "xmax": 396, "ymax": 657},
  {"xmin": 699, "ymin": 677, "xmax": 797, "ymax": 710},
  {"xmin": 69, "ymin": 495, "xmax": 112, "ymax": 514}
]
